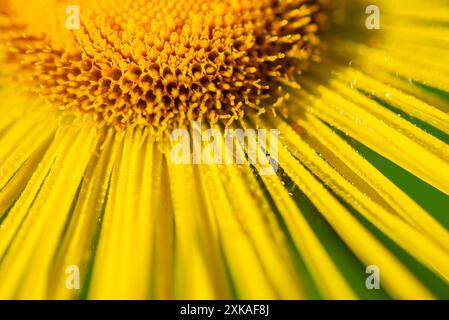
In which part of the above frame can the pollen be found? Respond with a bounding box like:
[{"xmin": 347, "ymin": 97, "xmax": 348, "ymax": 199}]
[{"xmin": 0, "ymin": 0, "xmax": 327, "ymax": 132}]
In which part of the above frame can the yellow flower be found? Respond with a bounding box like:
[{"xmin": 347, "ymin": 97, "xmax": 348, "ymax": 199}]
[{"xmin": 0, "ymin": 0, "xmax": 449, "ymax": 299}]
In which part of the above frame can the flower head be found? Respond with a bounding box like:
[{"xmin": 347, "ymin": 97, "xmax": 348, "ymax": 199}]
[
  {"xmin": 2, "ymin": 0, "xmax": 327, "ymax": 132},
  {"xmin": 1, "ymin": 0, "xmax": 449, "ymax": 300}
]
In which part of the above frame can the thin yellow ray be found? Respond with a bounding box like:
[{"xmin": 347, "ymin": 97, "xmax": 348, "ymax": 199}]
[
  {"xmin": 289, "ymin": 113, "xmax": 449, "ymax": 252},
  {"xmin": 381, "ymin": 3, "xmax": 449, "ymax": 22},
  {"xmin": 380, "ymin": 38, "xmax": 449, "ymax": 62},
  {"xmin": 320, "ymin": 65, "xmax": 449, "ymax": 136},
  {"xmin": 151, "ymin": 151, "xmax": 175, "ymax": 299},
  {"xmin": 199, "ymin": 165, "xmax": 276, "ymax": 298},
  {"xmin": 0, "ymin": 125, "xmax": 96, "ymax": 299},
  {"xmin": 128, "ymin": 132, "xmax": 156, "ymax": 299},
  {"xmin": 49, "ymin": 129, "xmax": 117, "ymax": 299},
  {"xmin": 314, "ymin": 71, "xmax": 449, "ymax": 160},
  {"xmin": 0, "ymin": 135, "xmax": 53, "ymax": 216},
  {"xmin": 381, "ymin": 26, "xmax": 449, "ymax": 49},
  {"xmin": 179, "ymin": 126, "xmax": 308, "ymax": 299},
  {"xmin": 0, "ymin": 116, "xmax": 16, "ymax": 136},
  {"xmin": 362, "ymin": 36, "xmax": 449, "ymax": 73},
  {"xmin": 0, "ymin": 89, "xmax": 33, "ymax": 131},
  {"xmin": 329, "ymin": 40, "xmax": 449, "ymax": 92},
  {"xmin": 166, "ymin": 159, "xmax": 217, "ymax": 299},
  {"xmin": 378, "ymin": 23, "xmax": 449, "ymax": 61},
  {"xmin": 229, "ymin": 123, "xmax": 355, "ymax": 299},
  {"xmin": 197, "ymin": 161, "xmax": 288, "ymax": 299},
  {"xmin": 219, "ymin": 165, "xmax": 308, "ymax": 299},
  {"xmin": 113, "ymin": 128, "xmax": 152, "ymax": 299},
  {"xmin": 0, "ymin": 120, "xmax": 56, "ymax": 215},
  {"xmin": 0, "ymin": 117, "xmax": 49, "ymax": 164},
  {"xmin": 190, "ymin": 165, "xmax": 234, "ymax": 299},
  {"xmin": 274, "ymin": 117, "xmax": 449, "ymax": 284},
  {"xmin": 359, "ymin": 68, "xmax": 449, "ymax": 115},
  {"xmin": 0, "ymin": 127, "xmax": 76, "ymax": 258},
  {"xmin": 276, "ymin": 140, "xmax": 434, "ymax": 299},
  {"xmin": 0, "ymin": 120, "xmax": 56, "ymax": 190},
  {"xmin": 88, "ymin": 129, "xmax": 156, "ymax": 299},
  {"xmin": 295, "ymin": 79, "xmax": 449, "ymax": 196},
  {"xmin": 77, "ymin": 131, "xmax": 125, "ymax": 299}
]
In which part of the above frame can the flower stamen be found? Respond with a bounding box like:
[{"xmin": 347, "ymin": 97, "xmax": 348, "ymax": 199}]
[{"xmin": 1, "ymin": 0, "xmax": 327, "ymax": 132}]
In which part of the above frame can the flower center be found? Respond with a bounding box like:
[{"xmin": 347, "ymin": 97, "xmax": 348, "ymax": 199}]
[{"xmin": 1, "ymin": 0, "xmax": 326, "ymax": 132}]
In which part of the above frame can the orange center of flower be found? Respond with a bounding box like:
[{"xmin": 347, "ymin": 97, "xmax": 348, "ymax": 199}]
[{"xmin": 1, "ymin": 0, "xmax": 326, "ymax": 132}]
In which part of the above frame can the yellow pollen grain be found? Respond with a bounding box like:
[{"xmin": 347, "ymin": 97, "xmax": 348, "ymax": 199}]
[{"xmin": 0, "ymin": 0, "xmax": 326, "ymax": 133}]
